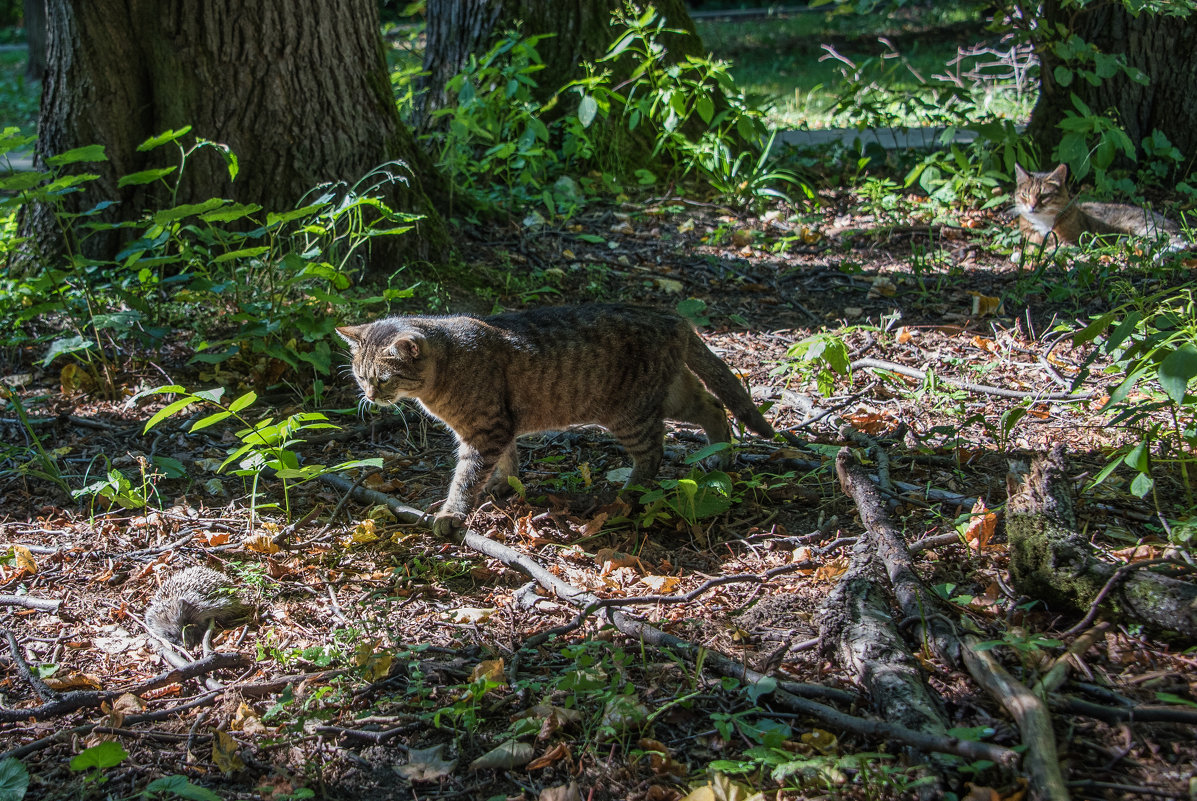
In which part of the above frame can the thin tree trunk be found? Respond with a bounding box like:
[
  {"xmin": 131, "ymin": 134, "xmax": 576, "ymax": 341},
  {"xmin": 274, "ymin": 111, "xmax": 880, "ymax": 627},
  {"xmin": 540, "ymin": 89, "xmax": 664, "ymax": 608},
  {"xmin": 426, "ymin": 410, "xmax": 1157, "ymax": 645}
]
[
  {"xmin": 418, "ymin": 0, "xmax": 704, "ymax": 127},
  {"xmin": 23, "ymin": 0, "xmax": 46, "ymax": 81}
]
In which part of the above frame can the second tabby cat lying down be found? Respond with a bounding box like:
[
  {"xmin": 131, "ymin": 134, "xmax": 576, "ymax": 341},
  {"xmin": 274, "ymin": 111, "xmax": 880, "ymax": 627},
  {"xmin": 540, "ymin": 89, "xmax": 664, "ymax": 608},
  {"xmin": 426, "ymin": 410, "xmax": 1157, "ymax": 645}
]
[
  {"xmin": 1014, "ymin": 163, "xmax": 1186, "ymax": 251},
  {"xmin": 337, "ymin": 304, "xmax": 776, "ymax": 537}
]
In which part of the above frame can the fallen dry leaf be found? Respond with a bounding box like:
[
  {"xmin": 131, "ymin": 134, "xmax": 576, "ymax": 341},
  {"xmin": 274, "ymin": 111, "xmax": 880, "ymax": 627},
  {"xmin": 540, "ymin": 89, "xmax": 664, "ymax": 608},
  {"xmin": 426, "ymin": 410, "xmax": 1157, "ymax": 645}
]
[
  {"xmin": 527, "ymin": 742, "xmax": 572, "ymax": 771},
  {"xmin": 538, "ymin": 781, "xmax": 582, "ymax": 801},
  {"xmin": 469, "ymin": 739, "xmax": 534, "ymax": 771},
  {"xmin": 963, "ymin": 498, "xmax": 998, "ymax": 551}
]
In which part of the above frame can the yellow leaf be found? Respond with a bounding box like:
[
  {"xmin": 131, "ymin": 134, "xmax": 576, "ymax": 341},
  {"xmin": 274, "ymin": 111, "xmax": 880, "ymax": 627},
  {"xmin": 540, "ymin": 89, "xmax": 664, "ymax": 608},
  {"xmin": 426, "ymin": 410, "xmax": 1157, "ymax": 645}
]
[
  {"xmin": 12, "ymin": 545, "xmax": 37, "ymax": 575},
  {"xmin": 470, "ymin": 658, "xmax": 506, "ymax": 686},
  {"xmin": 212, "ymin": 729, "xmax": 245, "ymax": 773},
  {"xmin": 801, "ymin": 728, "xmax": 839, "ymax": 754},
  {"xmin": 677, "ymin": 218, "xmax": 695, "ymax": 234},
  {"xmin": 640, "ymin": 575, "xmax": 680, "ymax": 593},
  {"xmin": 60, "ymin": 362, "xmax": 89, "ymax": 395},
  {"xmin": 351, "ymin": 518, "xmax": 379, "ymax": 543},
  {"xmin": 970, "ymin": 292, "xmax": 1002, "ymax": 317},
  {"xmin": 367, "ymin": 504, "xmax": 397, "ymax": 522},
  {"xmin": 244, "ymin": 534, "xmax": 280, "ymax": 554},
  {"xmin": 896, "ymin": 326, "xmax": 914, "ymax": 344}
]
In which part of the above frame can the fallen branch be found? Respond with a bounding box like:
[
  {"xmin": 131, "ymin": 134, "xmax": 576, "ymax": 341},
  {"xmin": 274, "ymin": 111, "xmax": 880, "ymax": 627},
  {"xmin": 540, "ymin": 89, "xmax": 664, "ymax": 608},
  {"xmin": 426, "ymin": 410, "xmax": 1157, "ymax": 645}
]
[
  {"xmin": 0, "ymin": 594, "xmax": 62, "ymax": 613},
  {"xmin": 318, "ymin": 473, "xmax": 1018, "ymax": 768},
  {"xmin": 1032, "ymin": 622, "xmax": 1110, "ymax": 699},
  {"xmin": 0, "ymin": 643, "xmax": 249, "ymax": 723},
  {"xmin": 962, "ymin": 636, "xmax": 1071, "ymax": 801},
  {"xmin": 1052, "ymin": 696, "xmax": 1197, "ymax": 726},
  {"xmin": 833, "ymin": 449, "xmax": 959, "ymax": 664},
  {"xmin": 851, "ymin": 357, "xmax": 1094, "ymax": 402}
]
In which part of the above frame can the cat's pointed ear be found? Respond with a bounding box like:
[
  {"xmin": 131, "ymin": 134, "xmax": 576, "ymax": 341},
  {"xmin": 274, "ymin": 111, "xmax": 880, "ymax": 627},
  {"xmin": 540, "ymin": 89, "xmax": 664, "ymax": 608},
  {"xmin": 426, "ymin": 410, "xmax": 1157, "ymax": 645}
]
[
  {"xmin": 1047, "ymin": 163, "xmax": 1068, "ymax": 184},
  {"xmin": 390, "ymin": 335, "xmax": 422, "ymax": 360},
  {"xmin": 335, "ymin": 325, "xmax": 366, "ymax": 349},
  {"xmin": 1014, "ymin": 163, "xmax": 1029, "ymax": 182}
]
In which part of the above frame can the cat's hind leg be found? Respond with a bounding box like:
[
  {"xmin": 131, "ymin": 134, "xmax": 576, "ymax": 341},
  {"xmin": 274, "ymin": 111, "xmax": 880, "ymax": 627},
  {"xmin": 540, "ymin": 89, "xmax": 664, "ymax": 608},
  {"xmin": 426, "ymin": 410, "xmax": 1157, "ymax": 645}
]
[
  {"xmin": 610, "ymin": 417, "xmax": 665, "ymax": 489},
  {"xmin": 481, "ymin": 442, "xmax": 519, "ymax": 498},
  {"xmin": 664, "ymin": 372, "xmax": 733, "ymax": 470},
  {"xmin": 435, "ymin": 435, "xmax": 515, "ymax": 538}
]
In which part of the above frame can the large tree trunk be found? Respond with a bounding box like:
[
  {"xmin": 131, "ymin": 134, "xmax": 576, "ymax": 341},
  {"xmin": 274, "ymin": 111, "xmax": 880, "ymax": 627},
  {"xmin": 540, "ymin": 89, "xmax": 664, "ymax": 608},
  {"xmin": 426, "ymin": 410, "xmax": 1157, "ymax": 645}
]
[
  {"xmin": 19, "ymin": 0, "xmax": 449, "ymax": 275},
  {"xmin": 417, "ymin": 0, "xmax": 704, "ymax": 127},
  {"xmin": 1026, "ymin": 1, "xmax": 1197, "ymax": 172}
]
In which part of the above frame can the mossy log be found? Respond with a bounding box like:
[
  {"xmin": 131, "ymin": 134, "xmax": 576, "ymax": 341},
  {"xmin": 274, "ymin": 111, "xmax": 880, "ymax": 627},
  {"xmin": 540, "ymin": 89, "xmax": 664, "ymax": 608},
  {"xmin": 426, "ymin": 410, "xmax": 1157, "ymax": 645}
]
[{"xmin": 1007, "ymin": 446, "xmax": 1197, "ymax": 639}]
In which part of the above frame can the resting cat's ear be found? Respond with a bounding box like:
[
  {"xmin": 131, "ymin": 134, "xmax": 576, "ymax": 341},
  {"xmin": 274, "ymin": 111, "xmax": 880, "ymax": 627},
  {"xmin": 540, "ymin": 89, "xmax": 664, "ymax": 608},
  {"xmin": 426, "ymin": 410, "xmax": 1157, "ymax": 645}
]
[
  {"xmin": 1014, "ymin": 163, "xmax": 1029, "ymax": 182},
  {"xmin": 390, "ymin": 335, "xmax": 421, "ymax": 360},
  {"xmin": 1046, "ymin": 163, "xmax": 1068, "ymax": 185},
  {"xmin": 336, "ymin": 325, "xmax": 367, "ymax": 349}
]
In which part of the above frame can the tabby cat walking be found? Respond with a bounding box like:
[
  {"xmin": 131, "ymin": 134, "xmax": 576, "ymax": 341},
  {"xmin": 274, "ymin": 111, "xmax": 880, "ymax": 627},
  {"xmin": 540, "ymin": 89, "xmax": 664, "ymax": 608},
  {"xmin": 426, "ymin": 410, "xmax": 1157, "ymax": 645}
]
[{"xmin": 337, "ymin": 304, "xmax": 775, "ymax": 537}]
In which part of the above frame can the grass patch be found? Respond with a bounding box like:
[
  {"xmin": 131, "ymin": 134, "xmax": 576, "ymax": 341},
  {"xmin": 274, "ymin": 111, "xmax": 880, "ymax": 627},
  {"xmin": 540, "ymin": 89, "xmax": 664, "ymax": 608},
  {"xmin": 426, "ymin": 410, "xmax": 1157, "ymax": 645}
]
[{"xmin": 696, "ymin": 5, "xmax": 1036, "ymax": 129}]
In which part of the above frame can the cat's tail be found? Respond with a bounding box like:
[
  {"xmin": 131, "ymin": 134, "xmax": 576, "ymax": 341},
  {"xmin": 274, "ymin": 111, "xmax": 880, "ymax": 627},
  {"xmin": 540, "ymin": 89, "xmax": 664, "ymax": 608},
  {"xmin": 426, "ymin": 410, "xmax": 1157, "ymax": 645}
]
[{"xmin": 684, "ymin": 332, "xmax": 776, "ymax": 439}]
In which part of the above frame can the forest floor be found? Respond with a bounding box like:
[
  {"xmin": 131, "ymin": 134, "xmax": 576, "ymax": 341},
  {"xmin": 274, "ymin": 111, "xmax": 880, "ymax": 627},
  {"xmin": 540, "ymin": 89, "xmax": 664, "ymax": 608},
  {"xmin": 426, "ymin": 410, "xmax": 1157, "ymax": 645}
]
[{"xmin": 2, "ymin": 184, "xmax": 1197, "ymax": 801}]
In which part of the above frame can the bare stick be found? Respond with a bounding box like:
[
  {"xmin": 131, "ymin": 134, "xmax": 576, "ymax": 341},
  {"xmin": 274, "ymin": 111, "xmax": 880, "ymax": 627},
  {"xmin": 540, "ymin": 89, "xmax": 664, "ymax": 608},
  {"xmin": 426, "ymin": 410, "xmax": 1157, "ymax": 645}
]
[
  {"xmin": 962, "ymin": 636, "xmax": 1070, "ymax": 801},
  {"xmin": 851, "ymin": 357, "xmax": 1093, "ymax": 401},
  {"xmin": 0, "ymin": 595, "xmax": 62, "ymax": 613},
  {"xmin": 0, "ymin": 649, "xmax": 250, "ymax": 723},
  {"xmin": 1033, "ymin": 622, "xmax": 1110, "ymax": 698}
]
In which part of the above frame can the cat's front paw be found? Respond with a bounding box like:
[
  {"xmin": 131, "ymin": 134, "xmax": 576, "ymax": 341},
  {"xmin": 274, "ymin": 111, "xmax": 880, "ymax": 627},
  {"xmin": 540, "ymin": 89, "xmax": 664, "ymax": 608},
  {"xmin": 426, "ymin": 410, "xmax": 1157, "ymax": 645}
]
[{"xmin": 431, "ymin": 512, "xmax": 465, "ymax": 539}]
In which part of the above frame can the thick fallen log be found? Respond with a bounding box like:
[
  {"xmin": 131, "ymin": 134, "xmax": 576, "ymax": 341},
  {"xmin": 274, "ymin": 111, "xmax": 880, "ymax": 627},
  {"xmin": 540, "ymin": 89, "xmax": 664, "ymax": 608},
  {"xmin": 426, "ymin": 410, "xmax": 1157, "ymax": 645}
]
[
  {"xmin": 1007, "ymin": 446, "xmax": 1197, "ymax": 638},
  {"xmin": 819, "ymin": 449, "xmax": 952, "ymax": 771},
  {"xmin": 832, "ymin": 450, "xmax": 1075, "ymax": 801}
]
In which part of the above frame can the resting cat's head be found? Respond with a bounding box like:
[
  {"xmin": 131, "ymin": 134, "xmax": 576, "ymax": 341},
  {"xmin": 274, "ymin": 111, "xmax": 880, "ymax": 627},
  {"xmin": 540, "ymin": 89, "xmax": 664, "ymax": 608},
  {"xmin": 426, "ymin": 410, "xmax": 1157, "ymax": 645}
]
[
  {"xmin": 336, "ymin": 320, "xmax": 430, "ymax": 406},
  {"xmin": 1014, "ymin": 163, "xmax": 1071, "ymax": 218}
]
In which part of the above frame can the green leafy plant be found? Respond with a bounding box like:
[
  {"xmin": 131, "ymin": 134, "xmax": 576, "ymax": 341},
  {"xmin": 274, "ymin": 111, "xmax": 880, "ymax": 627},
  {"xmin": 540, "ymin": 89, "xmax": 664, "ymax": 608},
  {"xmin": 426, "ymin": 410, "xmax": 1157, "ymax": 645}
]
[
  {"xmin": 773, "ymin": 332, "xmax": 852, "ymax": 398},
  {"xmin": 0, "ymin": 387, "xmax": 71, "ymax": 496},
  {"xmin": 139, "ymin": 775, "xmax": 222, "ymax": 801},
  {"xmin": 639, "ymin": 466, "xmax": 735, "ymax": 527},
  {"xmin": 138, "ymin": 384, "xmax": 382, "ymax": 524},
  {"xmin": 1073, "ymin": 290, "xmax": 1197, "ymax": 508},
  {"xmin": 0, "ymin": 757, "xmax": 29, "ymax": 801},
  {"xmin": 68, "ymin": 741, "xmax": 127, "ymax": 785}
]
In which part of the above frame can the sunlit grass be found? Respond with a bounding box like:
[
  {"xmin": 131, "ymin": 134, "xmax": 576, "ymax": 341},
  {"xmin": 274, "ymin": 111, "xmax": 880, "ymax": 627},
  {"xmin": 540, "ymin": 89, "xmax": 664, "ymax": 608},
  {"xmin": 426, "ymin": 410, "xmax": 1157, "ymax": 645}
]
[{"xmin": 696, "ymin": 6, "xmax": 1036, "ymax": 129}]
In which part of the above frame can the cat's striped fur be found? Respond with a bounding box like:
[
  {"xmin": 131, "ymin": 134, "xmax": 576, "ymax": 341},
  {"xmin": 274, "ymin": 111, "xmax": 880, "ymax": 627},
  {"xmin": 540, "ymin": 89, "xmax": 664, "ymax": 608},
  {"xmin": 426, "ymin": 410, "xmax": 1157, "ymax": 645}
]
[{"xmin": 337, "ymin": 304, "xmax": 774, "ymax": 536}]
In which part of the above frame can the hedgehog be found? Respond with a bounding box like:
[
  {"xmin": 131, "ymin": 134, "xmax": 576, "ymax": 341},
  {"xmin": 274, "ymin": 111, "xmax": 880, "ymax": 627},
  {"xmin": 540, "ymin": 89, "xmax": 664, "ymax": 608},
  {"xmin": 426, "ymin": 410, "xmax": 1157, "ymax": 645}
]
[{"xmin": 145, "ymin": 566, "xmax": 253, "ymax": 647}]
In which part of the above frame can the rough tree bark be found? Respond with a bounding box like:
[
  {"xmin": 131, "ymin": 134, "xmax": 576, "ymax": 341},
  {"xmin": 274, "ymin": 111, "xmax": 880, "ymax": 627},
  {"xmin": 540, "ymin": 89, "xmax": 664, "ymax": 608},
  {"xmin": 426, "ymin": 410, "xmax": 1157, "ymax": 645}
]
[
  {"xmin": 19, "ymin": 0, "xmax": 448, "ymax": 274},
  {"xmin": 1007, "ymin": 445, "xmax": 1197, "ymax": 638},
  {"xmin": 1026, "ymin": 1, "xmax": 1197, "ymax": 170},
  {"xmin": 417, "ymin": 0, "xmax": 704, "ymax": 126}
]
